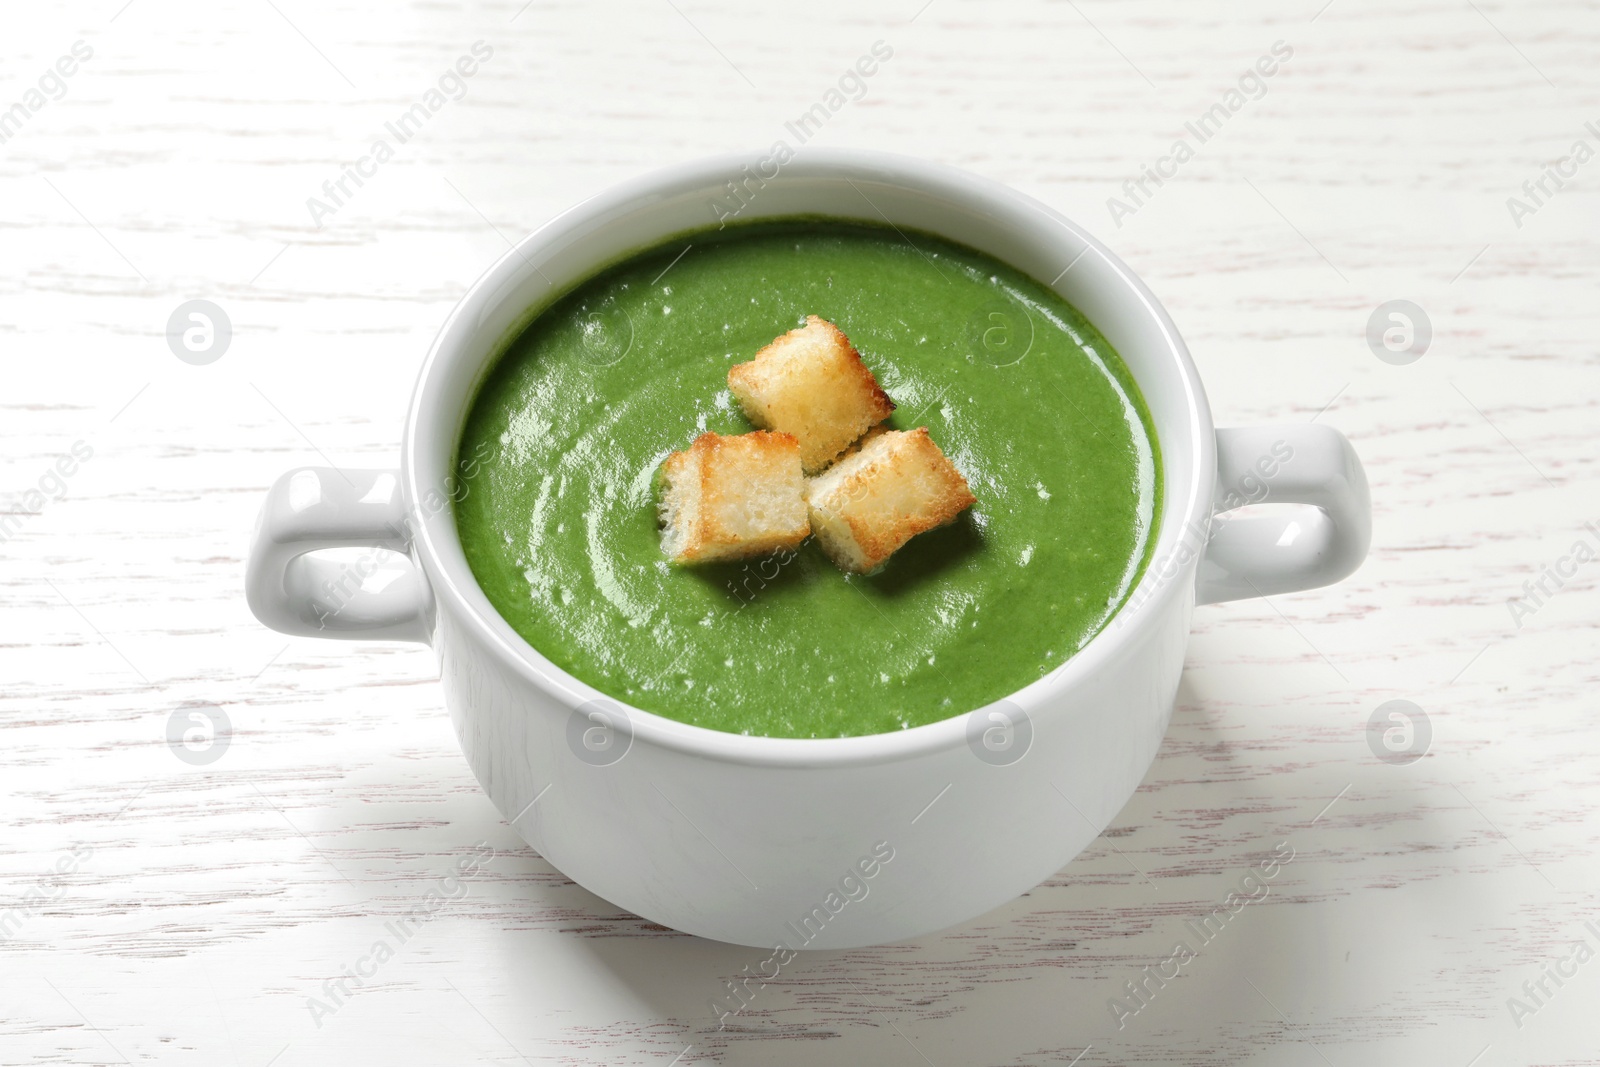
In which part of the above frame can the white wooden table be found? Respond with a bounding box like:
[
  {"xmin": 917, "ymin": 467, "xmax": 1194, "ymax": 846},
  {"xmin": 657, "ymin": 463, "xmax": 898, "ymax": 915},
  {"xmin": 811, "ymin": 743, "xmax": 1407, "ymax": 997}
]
[{"xmin": 4, "ymin": 1, "xmax": 1598, "ymax": 1063}]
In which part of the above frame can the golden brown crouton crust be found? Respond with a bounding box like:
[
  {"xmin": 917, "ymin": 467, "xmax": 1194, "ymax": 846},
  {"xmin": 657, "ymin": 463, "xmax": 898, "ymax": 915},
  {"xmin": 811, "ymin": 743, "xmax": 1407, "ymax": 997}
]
[
  {"xmin": 808, "ymin": 428, "xmax": 976, "ymax": 573},
  {"xmin": 659, "ymin": 431, "xmax": 809, "ymax": 564},
  {"xmin": 727, "ymin": 316, "xmax": 895, "ymax": 473},
  {"xmin": 800, "ymin": 316, "xmax": 895, "ymax": 425}
]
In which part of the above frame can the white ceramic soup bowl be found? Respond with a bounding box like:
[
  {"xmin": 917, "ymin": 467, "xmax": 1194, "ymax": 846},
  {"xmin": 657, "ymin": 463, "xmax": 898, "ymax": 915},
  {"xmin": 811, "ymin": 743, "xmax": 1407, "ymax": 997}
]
[{"xmin": 246, "ymin": 149, "xmax": 1370, "ymax": 949}]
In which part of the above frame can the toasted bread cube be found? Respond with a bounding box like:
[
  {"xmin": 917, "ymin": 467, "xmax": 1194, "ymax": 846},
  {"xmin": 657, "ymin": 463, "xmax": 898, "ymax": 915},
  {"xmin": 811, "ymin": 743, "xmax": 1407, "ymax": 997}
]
[
  {"xmin": 658, "ymin": 432, "xmax": 810, "ymax": 564},
  {"xmin": 728, "ymin": 316, "xmax": 895, "ymax": 474},
  {"xmin": 806, "ymin": 428, "xmax": 976, "ymax": 573}
]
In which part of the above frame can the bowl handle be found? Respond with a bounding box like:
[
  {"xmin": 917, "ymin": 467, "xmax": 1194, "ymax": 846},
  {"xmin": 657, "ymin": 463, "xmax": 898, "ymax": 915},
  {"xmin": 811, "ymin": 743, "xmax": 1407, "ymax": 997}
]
[
  {"xmin": 1196, "ymin": 425, "xmax": 1371, "ymax": 605},
  {"xmin": 245, "ymin": 467, "xmax": 432, "ymax": 642}
]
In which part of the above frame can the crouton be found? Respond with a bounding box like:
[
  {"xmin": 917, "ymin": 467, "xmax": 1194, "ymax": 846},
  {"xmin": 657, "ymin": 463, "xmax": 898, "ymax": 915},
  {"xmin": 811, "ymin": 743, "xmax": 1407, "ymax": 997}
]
[
  {"xmin": 806, "ymin": 428, "xmax": 977, "ymax": 573},
  {"xmin": 658, "ymin": 431, "xmax": 810, "ymax": 564},
  {"xmin": 728, "ymin": 316, "xmax": 895, "ymax": 474}
]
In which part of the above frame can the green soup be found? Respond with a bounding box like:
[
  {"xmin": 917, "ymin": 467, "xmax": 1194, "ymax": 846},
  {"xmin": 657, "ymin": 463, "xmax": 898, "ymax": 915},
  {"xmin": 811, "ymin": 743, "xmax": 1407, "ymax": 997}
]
[{"xmin": 455, "ymin": 220, "xmax": 1161, "ymax": 738}]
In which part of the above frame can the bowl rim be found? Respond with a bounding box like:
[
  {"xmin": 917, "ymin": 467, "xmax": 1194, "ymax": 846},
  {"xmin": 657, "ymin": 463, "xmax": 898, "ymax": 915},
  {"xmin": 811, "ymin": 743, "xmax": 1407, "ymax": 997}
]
[{"xmin": 403, "ymin": 147, "xmax": 1214, "ymax": 769}]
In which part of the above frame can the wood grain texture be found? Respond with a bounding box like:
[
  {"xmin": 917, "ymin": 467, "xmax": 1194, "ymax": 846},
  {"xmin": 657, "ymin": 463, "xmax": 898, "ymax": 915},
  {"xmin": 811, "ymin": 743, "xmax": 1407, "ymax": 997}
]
[{"xmin": 4, "ymin": 0, "xmax": 1599, "ymax": 1063}]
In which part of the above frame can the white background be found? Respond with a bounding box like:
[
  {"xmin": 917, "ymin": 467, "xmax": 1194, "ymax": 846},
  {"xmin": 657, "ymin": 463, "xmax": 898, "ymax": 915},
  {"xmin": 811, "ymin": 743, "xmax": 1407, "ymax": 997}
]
[{"xmin": 3, "ymin": 1, "xmax": 1597, "ymax": 1064}]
